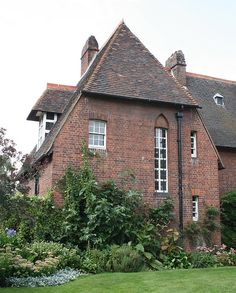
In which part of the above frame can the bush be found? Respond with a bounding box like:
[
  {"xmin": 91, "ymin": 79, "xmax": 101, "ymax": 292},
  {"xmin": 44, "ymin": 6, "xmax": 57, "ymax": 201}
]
[
  {"xmin": 190, "ymin": 252, "xmax": 217, "ymax": 268},
  {"xmin": 0, "ymin": 248, "xmax": 14, "ymax": 287},
  {"xmin": 82, "ymin": 249, "xmax": 109, "ymax": 274},
  {"xmin": 0, "ymin": 193, "xmax": 64, "ymax": 244},
  {"xmin": 20, "ymin": 241, "xmax": 81, "ymax": 269},
  {"xmin": 161, "ymin": 249, "xmax": 191, "ymax": 269},
  {"xmin": 221, "ymin": 190, "xmax": 236, "ymax": 248},
  {"xmin": 106, "ymin": 245, "xmax": 145, "ymax": 272},
  {"xmin": 0, "ymin": 241, "xmax": 81, "ymax": 286}
]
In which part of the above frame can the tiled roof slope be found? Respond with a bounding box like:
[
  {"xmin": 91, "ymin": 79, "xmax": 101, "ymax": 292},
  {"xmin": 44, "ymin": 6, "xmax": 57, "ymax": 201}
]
[
  {"xmin": 33, "ymin": 22, "xmax": 198, "ymax": 162},
  {"xmin": 83, "ymin": 23, "xmax": 198, "ymax": 107},
  {"xmin": 27, "ymin": 83, "xmax": 76, "ymax": 121},
  {"xmin": 187, "ymin": 73, "xmax": 236, "ymax": 148}
]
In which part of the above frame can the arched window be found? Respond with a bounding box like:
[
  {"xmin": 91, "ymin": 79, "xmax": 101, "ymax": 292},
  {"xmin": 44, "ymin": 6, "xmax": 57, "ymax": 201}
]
[{"xmin": 154, "ymin": 114, "xmax": 168, "ymax": 193}]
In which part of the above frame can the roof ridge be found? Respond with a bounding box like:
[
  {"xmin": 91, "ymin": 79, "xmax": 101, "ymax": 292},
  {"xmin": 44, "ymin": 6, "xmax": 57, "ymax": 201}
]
[
  {"xmin": 84, "ymin": 23, "xmax": 198, "ymax": 107},
  {"xmin": 47, "ymin": 83, "xmax": 76, "ymax": 91},
  {"xmin": 187, "ymin": 72, "xmax": 236, "ymax": 84},
  {"xmin": 84, "ymin": 22, "xmax": 125, "ymax": 90}
]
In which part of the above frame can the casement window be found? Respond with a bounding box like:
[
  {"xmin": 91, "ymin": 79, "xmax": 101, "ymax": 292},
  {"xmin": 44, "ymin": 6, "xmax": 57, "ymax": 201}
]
[
  {"xmin": 154, "ymin": 128, "xmax": 168, "ymax": 192},
  {"xmin": 213, "ymin": 93, "xmax": 224, "ymax": 106},
  {"xmin": 89, "ymin": 120, "xmax": 106, "ymax": 149},
  {"xmin": 191, "ymin": 131, "xmax": 197, "ymax": 158},
  {"xmin": 37, "ymin": 112, "xmax": 57, "ymax": 150},
  {"xmin": 192, "ymin": 196, "xmax": 199, "ymax": 221}
]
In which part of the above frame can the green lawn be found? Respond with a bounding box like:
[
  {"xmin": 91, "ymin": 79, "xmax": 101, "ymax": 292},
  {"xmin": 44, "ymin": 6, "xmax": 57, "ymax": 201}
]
[{"xmin": 2, "ymin": 267, "xmax": 236, "ymax": 293}]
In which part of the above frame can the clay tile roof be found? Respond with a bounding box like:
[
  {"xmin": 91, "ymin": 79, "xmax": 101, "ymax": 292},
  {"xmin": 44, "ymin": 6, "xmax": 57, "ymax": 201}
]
[
  {"xmin": 82, "ymin": 22, "xmax": 198, "ymax": 107},
  {"xmin": 33, "ymin": 22, "xmax": 199, "ymax": 162},
  {"xmin": 187, "ymin": 72, "xmax": 236, "ymax": 148},
  {"xmin": 27, "ymin": 83, "xmax": 76, "ymax": 121}
]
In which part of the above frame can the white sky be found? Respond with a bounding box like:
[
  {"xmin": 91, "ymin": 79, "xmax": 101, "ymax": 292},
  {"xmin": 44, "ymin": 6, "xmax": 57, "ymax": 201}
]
[{"xmin": 0, "ymin": 0, "xmax": 235, "ymax": 154}]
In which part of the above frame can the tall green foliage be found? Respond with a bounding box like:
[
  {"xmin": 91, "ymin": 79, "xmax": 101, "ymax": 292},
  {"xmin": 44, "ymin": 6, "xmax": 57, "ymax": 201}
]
[
  {"xmin": 221, "ymin": 190, "xmax": 236, "ymax": 248},
  {"xmin": 0, "ymin": 193, "xmax": 64, "ymax": 243},
  {"xmin": 60, "ymin": 144, "xmax": 174, "ymax": 254}
]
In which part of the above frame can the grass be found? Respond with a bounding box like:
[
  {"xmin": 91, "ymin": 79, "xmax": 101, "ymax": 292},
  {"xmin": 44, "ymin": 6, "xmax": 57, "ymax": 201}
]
[{"xmin": 2, "ymin": 267, "xmax": 236, "ymax": 293}]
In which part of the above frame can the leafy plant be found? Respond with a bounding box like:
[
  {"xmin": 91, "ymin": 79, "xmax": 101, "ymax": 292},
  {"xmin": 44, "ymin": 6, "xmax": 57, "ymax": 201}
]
[
  {"xmin": 221, "ymin": 190, "xmax": 236, "ymax": 248},
  {"xmin": 81, "ymin": 249, "xmax": 108, "ymax": 274},
  {"xmin": 190, "ymin": 252, "xmax": 217, "ymax": 268},
  {"xmin": 162, "ymin": 249, "xmax": 191, "ymax": 269},
  {"xmin": 20, "ymin": 241, "xmax": 81, "ymax": 269},
  {"xmin": 106, "ymin": 245, "xmax": 145, "ymax": 272}
]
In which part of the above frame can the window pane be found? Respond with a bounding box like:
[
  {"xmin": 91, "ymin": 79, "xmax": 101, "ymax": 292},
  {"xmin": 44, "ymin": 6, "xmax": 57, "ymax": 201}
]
[
  {"xmin": 161, "ymin": 129, "xmax": 166, "ymax": 137},
  {"xmin": 160, "ymin": 149, "xmax": 166, "ymax": 158},
  {"xmin": 46, "ymin": 122, "xmax": 54, "ymax": 131},
  {"xmin": 154, "ymin": 148, "xmax": 159, "ymax": 158},
  {"xmin": 160, "ymin": 160, "xmax": 166, "ymax": 169},
  {"xmin": 155, "ymin": 159, "xmax": 159, "ymax": 169},
  {"xmin": 161, "ymin": 139, "xmax": 166, "ymax": 148},
  {"xmin": 95, "ymin": 124, "xmax": 99, "ymax": 133},
  {"xmin": 46, "ymin": 112, "xmax": 55, "ymax": 120},
  {"xmin": 160, "ymin": 170, "xmax": 166, "ymax": 180},
  {"xmin": 155, "ymin": 181, "xmax": 159, "ymax": 191},
  {"xmin": 155, "ymin": 170, "xmax": 159, "ymax": 179},
  {"xmin": 161, "ymin": 181, "xmax": 166, "ymax": 191}
]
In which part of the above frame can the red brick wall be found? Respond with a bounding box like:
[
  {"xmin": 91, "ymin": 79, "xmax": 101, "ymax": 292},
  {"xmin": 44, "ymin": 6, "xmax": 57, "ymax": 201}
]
[
  {"xmin": 28, "ymin": 158, "xmax": 53, "ymax": 197},
  {"xmin": 218, "ymin": 148, "xmax": 236, "ymax": 195},
  {"xmin": 51, "ymin": 95, "xmax": 220, "ymax": 233}
]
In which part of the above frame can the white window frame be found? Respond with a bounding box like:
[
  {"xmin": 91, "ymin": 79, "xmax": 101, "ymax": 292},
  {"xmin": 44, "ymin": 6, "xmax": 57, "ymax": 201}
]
[
  {"xmin": 191, "ymin": 131, "xmax": 197, "ymax": 158},
  {"xmin": 192, "ymin": 196, "xmax": 199, "ymax": 221},
  {"xmin": 154, "ymin": 128, "xmax": 168, "ymax": 193},
  {"xmin": 213, "ymin": 93, "xmax": 224, "ymax": 106},
  {"xmin": 37, "ymin": 112, "xmax": 57, "ymax": 150},
  {"xmin": 88, "ymin": 120, "xmax": 106, "ymax": 150}
]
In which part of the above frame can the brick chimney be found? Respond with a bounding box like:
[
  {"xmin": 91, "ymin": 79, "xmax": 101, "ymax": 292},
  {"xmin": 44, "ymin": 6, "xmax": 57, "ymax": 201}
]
[
  {"xmin": 165, "ymin": 50, "xmax": 186, "ymax": 86},
  {"xmin": 81, "ymin": 36, "xmax": 99, "ymax": 76}
]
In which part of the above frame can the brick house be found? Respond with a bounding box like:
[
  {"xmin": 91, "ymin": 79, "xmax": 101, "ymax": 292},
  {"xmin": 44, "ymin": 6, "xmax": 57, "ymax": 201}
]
[
  {"xmin": 165, "ymin": 51, "xmax": 236, "ymax": 196},
  {"xmin": 25, "ymin": 22, "xmax": 234, "ymax": 242}
]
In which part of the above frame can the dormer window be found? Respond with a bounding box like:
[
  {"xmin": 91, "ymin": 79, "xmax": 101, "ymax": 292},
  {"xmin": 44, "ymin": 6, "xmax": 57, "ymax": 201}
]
[
  {"xmin": 213, "ymin": 93, "xmax": 224, "ymax": 106},
  {"xmin": 37, "ymin": 112, "xmax": 57, "ymax": 150}
]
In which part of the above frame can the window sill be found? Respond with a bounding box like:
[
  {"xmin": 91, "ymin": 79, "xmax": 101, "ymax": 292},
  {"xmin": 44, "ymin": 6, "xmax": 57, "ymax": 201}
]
[
  {"xmin": 88, "ymin": 148, "xmax": 107, "ymax": 158},
  {"xmin": 153, "ymin": 192, "xmax": 170, "ymax": 198}
]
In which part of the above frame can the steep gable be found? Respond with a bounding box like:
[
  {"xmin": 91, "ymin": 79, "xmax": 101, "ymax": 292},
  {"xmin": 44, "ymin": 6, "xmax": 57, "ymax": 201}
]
[
  {"xmin": 83, "ymin": 22, "xmax": 198, "ymax": 107},
  {"xmin": 33, "ymin": 22, "xmax": 199, "ymax": 162}
]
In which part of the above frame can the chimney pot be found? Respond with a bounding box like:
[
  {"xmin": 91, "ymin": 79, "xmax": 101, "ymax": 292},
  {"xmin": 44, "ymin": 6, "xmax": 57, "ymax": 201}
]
[
  {"xmin": 81, "ymin": 36, "xmax": 99, "ymax": 76},
  {"xmin": 166, "ymin": 50, "xmax": 186, "ymax": 86}
]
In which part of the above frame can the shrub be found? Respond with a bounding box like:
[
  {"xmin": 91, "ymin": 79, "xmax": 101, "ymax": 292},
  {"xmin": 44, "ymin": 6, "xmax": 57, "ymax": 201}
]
[
  {"xmin": 221, "ymin": 190, "xmax": 236, "ymax": 248},
  {"xmin": 0, "ymin": 248, "xmax": 14, "ymax": 287},
  {"xmin": 161, "ymin": 249, "xmax": 191, "ymax": 269},
  {"xmin": 106, "ymin": 245, "xmax": 145, "ymax": 272},
  {"xmin": 81, "ymin": 249, "xmax": 109, "ymax": 274},
  {"xmin": 20, "ymin": 241, "xmax": 81, "ymax": 269},
  {"xmin": 190, "ymin": 252, "xmax": 217, "ymax": 268},
  {"xmin": 0, "ymin": 193, "xmax": 64, "ymax": 244}
]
